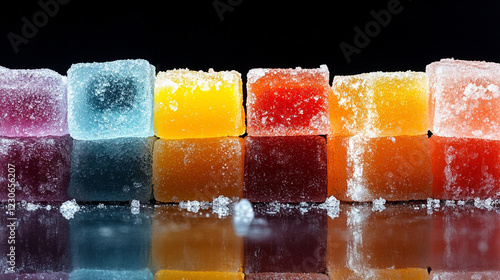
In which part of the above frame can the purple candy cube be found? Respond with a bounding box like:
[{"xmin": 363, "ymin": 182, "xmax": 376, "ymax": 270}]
[{"xmin": 0, "ymin": 67, "xmax": 68, "ymax": 137}]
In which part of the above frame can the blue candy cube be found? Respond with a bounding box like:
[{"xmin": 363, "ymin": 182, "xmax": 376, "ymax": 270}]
[{"xmin": 67, "ymin": 59, "xmax": 155, "ymax": 140}]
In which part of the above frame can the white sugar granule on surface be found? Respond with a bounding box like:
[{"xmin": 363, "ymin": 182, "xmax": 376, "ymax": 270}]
[
  {"xmin": 179, "ymin": 200, "xmax": 201, "ymax": 213},
  {"xmin": 60, "ymin": 199, "xmax": 80, "ymax": 220},
  {"xmin": 212, "ymin": 195, "xmax": 231, "ymax": 218},
  {"xmin": 131, "ymin": 199, "xmax": 140, "ymax": 215},
  {"xmin": 372, "ymin": 197, "xmax": 386, "ymax": 212},
  {"xmin": 319, "ymin": 196, "xmax": 341, "ymax": 219}
]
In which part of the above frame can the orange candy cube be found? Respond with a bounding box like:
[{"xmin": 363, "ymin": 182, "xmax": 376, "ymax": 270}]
[
  {"xmin": 330, "ymin": 71, "xmax": 429, "ymax": 136},
  {"xmin": 153, "ymin": 137, "xmax": 244, "ymax": 202}
]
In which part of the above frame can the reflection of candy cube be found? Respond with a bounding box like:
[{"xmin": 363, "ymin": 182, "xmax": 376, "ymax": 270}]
[
  {"xmin": 67, "ymin": 59, "xmax": 155, "ymax": 140},
  {"xmin": 154, "ymin": 69, "xmax": 245, "ymax": 139},
  {"xmin": 244, "ymin": 136, "xmax": 327, "ymax": 202},
  {"xmin": 429, "ymin": 271, "xmax": 500, "ymax": 280},
  {"xmin": 153, "ymin": 137, "xmax": 244, "ymax": 202},
  {"xmin": 328, "ymin": 135, "xmax": 432, "ymax": 202},
  {"xmin": 327, "ymin": 204, "xmax": 431, "ymax": 279},
  {"xmin": 246, "ymin": 65, "xmax": 330, "ymax": 136},
  {"xmin": 0, "ymin": 67, "xmax": 68, "ymax": 137},
  {"xmin": 0, "ymin": 206, "xmax": 71, "ymax": 275},
  {"xmin": 0, "ymin": 135, "xmax": 72, "ymax": 202},
  {"xmin": 429, "ymin": 206, "xmax": 500, "ymax": 272},
  {"xmin": 246, "ymin": 273, "xmax": 329, "ymax": 280},
  {"xmin": 70, "ymin": 206, "xmax": 152, "ymax": 272},
  {"xmin": 152, "ymin": 206, "xmax": 243, "ymax": 273},
  {"xmin": 154, "ymin": 271, "xmax": 244, "ymax": 280},
  {"xmin": 427, "ymin": 59, "xmax": 500, "ymax": 139},
  {"xmin": 244, "ymin": 206, "xmax": 327, "ymax": 273},
  {"xmin": 330, "ymin": 71, "xmax": 429, "ymax": 137},
  {"xmin": 430, "ymin": 136, "xmax": 500, "ymax": 200},
  {"xmin": 68, "ymin": 137, "xmax": 154, "ymax": 202}
]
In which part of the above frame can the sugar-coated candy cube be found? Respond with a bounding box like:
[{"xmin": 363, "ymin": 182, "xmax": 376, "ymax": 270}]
[
  {"xmin": 246, "ymin": 273, "xmax": 329, "ymax": 280},
  {"xmin": 244, "ymin": 206, "xmax": 327, "ymax": 273},
  {"xmin": 246, "ymin": 65, "xmax": 330, "ymax": 136},
  {"xmin": 0, "ymin": 206, "xmax": 71, "ymax": 274},
  {"xmin": 153, "ymin": 137, "xmax": 244, "ymax": 202},
  {"xmin": 68, "ymin": 137, "xmax": 154, "ymax": 202},
  {"xmin": 0, "ymin": 67, "xmax": 68, "ymax": 137},
  {"xmin": 152, "ymin": 206, "xmax": 243, "ymax": 273},
  {"xmin": 328, "ymin": 135, "xmax": 432, "ymax": 201},
  {"xmin": 0, "ymin": 135, "xmax": 72, "ymax": 202},
  {"xmin": 67, "ymin": 59, "xmax": 155, "ymax": 140},
  {"xmin": 69, "ymin": 269, "xmax": 153, "ymax": 280},
  {"xmin": 427, "ymin": 59, "xmax": 500, "ymax": 139},
  {"xmin": 154, "ymin": 271, "xmax": 244, "ymax": 280},
  {"xmin": 430, "ymin": 271, "xmax": 500, "ymax": 280},
  {"xmin": 430, "ymin": 136, "xmax": 500, "ymax": 200},
  {"xmin": 244, "ymin": 136, "xmax": 327, "ymax": 202},
  {"xmin": 70, "ymin": 206, "xmax": 152, "ymax": 272},
  {"xmin": 154, "ymin": 69, "xmax": 245, "ymax": 139},
  {"xmin": 327, "ymin": 204, "xmax": 431, "ymax": 278},
  {"xmin": 429, "ymin": 206, "xmax": 500, "ymax": 272},
  {"xmin": 330, "ymin": 71, "xmax": 429, "ymax": 136}
]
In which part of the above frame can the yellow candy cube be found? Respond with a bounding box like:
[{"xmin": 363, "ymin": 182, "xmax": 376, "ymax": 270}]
[
  {"xmin": 154, "ymin": 69, "xmax": 245, "ymax": 139},
  {"xmin": 330, "ymin": 71, "xmax": 429, "ymax": 137}
]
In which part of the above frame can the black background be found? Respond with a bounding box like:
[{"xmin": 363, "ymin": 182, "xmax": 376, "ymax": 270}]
[{"xmin": 1, "ymin": 0, "xmax": 499, "ymax": 81}]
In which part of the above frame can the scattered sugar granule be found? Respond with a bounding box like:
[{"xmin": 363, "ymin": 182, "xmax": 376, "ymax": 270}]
[
  {"xmin": 60, "ymin": 199, "xmax": 80, "ymax": 220},
  {"xmin": 372, "ymin": 197, "xmax": 386, "ymax": 212}
]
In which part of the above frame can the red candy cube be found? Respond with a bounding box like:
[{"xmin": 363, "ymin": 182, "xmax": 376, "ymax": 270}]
[
  {"xmin": 244, "ymin": 136, "xmax": 327, "ymax": 202},
  {"xmin": 430, "ymin": 136, "xmax": 500, "ymax": 200},
  {"xmin": 246, "ymin": 66, "xmax": 330, "ymax": 136}
]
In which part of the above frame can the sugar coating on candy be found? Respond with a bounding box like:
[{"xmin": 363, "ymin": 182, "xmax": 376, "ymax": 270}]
[
  {"xmin": 0, "ymin": 135, "xmax": 72, "ymax": 202},
  {"xmin": 0, "ymin": 67, "xmax": 68, "ymax": 137},
  {"xmin": 67, "ymin": 59, "xmax": 155, "ymax": 140},
  {"xmin": 154, "ymin": 270, "xmax": 244, "ymax": 280},
  {"xmin": 153, "ymin": 137, "xmax": 244, "ymax": 202},
  {"xmin": 152, "ymin": 206, "xmax": 243, "ymax": 273},
  {"xmin": 246, "ymin": 65, "xmax": 330, "ymax": 136},
  {"xmin": 68, "ymin": 137, "xmax": 154, "ymax": 202},
  {"xmin": 244, "ymin": 136, "xmax": 327, "ymax": 202},
  {"xmin": 328, "ymin": 135, "xmax": 432, "ymax": 202},
  {"xmin": 427, "ymin": 59, "xmax": 500, "ymax": 139},
  {"xmin": 60, "ymin": 199, "xmax": 80, "ymax": 220},
  {"xmin": 154, "ymin": 69, "xmax": 245, "ymax": 139},
  {"xmin": 430, "ymin": 136, "xmax": 500, "ymax": 200},
  {"xmin": 331, "ymin": 71, "xmax": 429, "ymax": 137}
]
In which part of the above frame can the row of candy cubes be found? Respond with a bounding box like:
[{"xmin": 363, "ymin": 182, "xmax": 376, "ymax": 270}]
[
  {"xmin": 4, "ymin": 203, "xmax": 499, "ymax": 279},
  {"xmin": 5, "ymin": 58, "xmax": 498, "ymax": 139},
  {"xmin": 2, "ymin": 58, "xmax": 500, "ymax": 202},
  {"xmin": 1, "ymin": 132, "xmax": 498, "ymax": 203}
]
